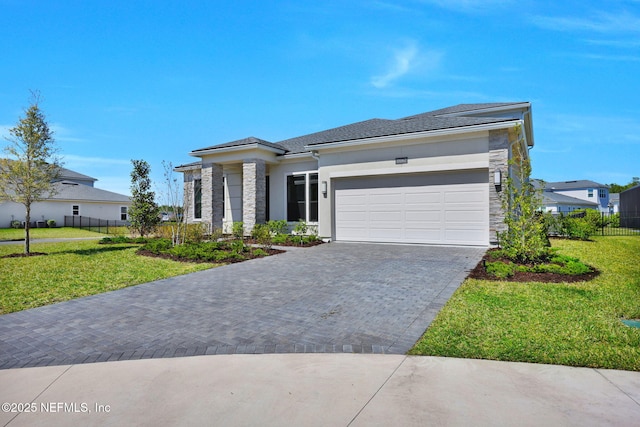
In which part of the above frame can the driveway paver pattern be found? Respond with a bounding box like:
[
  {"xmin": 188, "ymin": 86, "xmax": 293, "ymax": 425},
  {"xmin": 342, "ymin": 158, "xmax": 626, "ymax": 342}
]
[{"xmin": 0, "ymin": 243, "xmax": 484, "ymax": 369}]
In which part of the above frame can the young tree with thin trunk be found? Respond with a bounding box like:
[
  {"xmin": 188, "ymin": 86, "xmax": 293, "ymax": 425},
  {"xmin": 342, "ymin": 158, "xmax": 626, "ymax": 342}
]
[
  {"xmin": 128, "ymin": 159, "xmax": 161, "ymax": 238},
  {"xmin": 498, "ymin": 124, "xmax": 548, "ymax": 263},
  {"xmin": 159, "ymin": 160, "xmax": 191, "ymax": 246},
  {"xmin": 0, "ymin": 93, "xmax": 61, "ymax": 254}
]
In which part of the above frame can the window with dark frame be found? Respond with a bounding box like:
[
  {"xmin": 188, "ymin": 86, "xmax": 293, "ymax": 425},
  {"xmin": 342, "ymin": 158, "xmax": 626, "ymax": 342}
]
[
  {"xmin": 287, "ymin": 173, "xmax": 318, "ymax": 222},
  {"xmin": 72, "ymin": 205, "xmax": 79, "ymax": 216},
  {"xmin": 194, "ymin": 178, "xmax": 202, "ymax": 219},
  {"xmin": 120, "ymin": 206, "xmax": 128, "ymax": 221}
]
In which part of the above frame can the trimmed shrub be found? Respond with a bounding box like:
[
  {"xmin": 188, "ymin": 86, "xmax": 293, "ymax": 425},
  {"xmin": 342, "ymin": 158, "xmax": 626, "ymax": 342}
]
[{"xmin": 267, "ymin": 219, "xmax": 288, "ymax": 235}]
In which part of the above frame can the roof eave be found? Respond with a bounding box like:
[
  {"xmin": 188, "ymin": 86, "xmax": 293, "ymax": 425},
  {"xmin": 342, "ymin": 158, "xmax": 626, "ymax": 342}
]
[
  {"xmin": 305, "ymin": 120, "xmax": 520, "ymax": 151},
  {"xmin": 189, "ymin": 143, "xmax": 286, "ymax": 157}
]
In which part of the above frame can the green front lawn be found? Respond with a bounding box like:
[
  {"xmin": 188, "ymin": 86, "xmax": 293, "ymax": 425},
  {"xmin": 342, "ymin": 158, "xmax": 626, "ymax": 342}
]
[
  {"xmin": 0, "ymin": 240, "xmax": 215, "ymax": 314},
  {"xmin": 0, "ymin": 227, "xmax": 104, "ymax": 241},
  {"xmin": 410, "ymin": 236, "xmax": 640, "ymax": 371}
]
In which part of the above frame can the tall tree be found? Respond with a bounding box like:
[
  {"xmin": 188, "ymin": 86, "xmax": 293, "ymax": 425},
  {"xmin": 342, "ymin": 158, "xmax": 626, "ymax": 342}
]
[
  {"xmin": 129, "ymin": 159, "xmax": 160, "ymax": 237},
  {"xmin": 0, "ymin": 93, "xmax": 61, "ymax": 254}
]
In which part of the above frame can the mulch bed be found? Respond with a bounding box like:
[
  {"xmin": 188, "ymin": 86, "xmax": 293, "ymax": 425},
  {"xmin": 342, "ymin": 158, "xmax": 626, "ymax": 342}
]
[
  {"xmin": 243, "ymin": 238, "xmax": 324, "ymax": 248},
  {"xmin": 137, "ymin": 248, "xmax": 286, "ymax": 264},
  {"xmin": 467, "ymin": 251, "xmax": 600, "ymax": 283}
]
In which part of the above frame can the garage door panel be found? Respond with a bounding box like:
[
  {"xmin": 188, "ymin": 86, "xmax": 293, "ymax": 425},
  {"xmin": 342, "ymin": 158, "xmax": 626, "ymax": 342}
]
[
  {"xmin": 336, "ymin": 193, "xmax": 367, "ymax": 205},
  {"xmin": 445, "ymin": 191, "xmax": 485, "ymax": 203},
  {"xmin": 334, "ymin": 172, "xmax": 489, "ymax": 245},
  {"xmin": 370, "ymin": 211, "xmax": 403, "ymax": 221},
  {"xmin": 404, "ymin": 191, "xmax": 442, "ymax": 203},
  {"xmin": 405, "ymin": 211, "xmax": 440, "ymax": 222}
]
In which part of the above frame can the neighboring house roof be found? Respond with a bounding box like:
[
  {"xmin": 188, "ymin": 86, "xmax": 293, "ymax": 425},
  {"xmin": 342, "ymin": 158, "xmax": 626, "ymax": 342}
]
[
  {"xmin": 187, "ymin": 102, "xmax": 530, "ymax": 158},
  {"xmin": 609, "ymin": 193, "xmax": 620, "ymax": 204},
  {"xmin": 542, "ymin": 192, "xmax": 599, "ymax": 206},
  {"xmin": 49, "ymin": 181, "xmax": 131, "ymax": 203},
  {"xmin": 545, "ymin": 180, "xmax": 608, "ymax": 190},
  {"xmin": 56, "ymin": 167, "xmax": 97, "ymax": 184}
]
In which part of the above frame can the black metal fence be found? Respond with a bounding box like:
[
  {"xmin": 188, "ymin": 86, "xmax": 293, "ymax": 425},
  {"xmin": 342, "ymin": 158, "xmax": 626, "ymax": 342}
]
[
  {"xmin": 568, "ymin": 212, "xmax": 639, "ymax": 237},
  {"xmin": 597, "ymin": 212, "xmax": 639, "ymax": 236},
  {"xmin": 64, "ymin": 216, "xmax": 129, "ymax": 234}
]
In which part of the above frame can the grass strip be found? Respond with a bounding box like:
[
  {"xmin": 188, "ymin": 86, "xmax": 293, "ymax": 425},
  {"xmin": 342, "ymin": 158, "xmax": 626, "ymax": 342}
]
[
  {"xmin": 0, "ymin": 240, "xmax": 215, "ymax": 314},
  {"xmin": 409, "ymin": 236, "xmax": 640, "ymax": 371}
]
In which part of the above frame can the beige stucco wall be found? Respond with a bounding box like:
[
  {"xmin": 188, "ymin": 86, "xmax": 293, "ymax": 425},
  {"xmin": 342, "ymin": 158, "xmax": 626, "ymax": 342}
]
[
  {"xmin": 314, "ymin": 131, "xmax": 492, "ymax": 239},
  {"xmin": 267, "ymin": 158, "xmax": 318, "ymax": 224}
]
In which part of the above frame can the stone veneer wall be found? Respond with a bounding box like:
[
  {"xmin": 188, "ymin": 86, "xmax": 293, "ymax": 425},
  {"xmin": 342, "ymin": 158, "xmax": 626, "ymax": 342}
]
[
  {"xmin": 242, "ymin": 159, "xmax": 266, "ymax": 235},
  {"xmin": 489, "ymin": 129, "xmax": 510, "ymax": 244},
  {"xmin": 182, "ymin": 170, "xmax": 197, "ymax": 223},
  {"xmin": 201, "ymin": 162, "xmax": 224, "ymax": 231}
]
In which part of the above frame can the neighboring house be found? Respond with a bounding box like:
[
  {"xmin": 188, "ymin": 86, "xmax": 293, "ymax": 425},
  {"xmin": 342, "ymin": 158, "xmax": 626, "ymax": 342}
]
[
  {"xmin": 620, "ymin": 185, "xmax": 640, "ymax": 229},
  {"xmin": 176, "ymin": 102, "xmax": 535, "ymax": 246},
  {"xmin": 0, "ymin": 166, "xmax": 131, "ymax": 228},
  {"xmin": 532, "ymin": 179, "xmax": 599, "ymax": 213},
  {"xmin": 609, "ymin": 193, "xmax": 620, "ymax": 214},
  {"xmin": 541, "ymin": 191, "xmax": 600, "ymax": 214},
  {"xmin": 543, "ymin": 180, "xmax": 610, "ymax": 213}
]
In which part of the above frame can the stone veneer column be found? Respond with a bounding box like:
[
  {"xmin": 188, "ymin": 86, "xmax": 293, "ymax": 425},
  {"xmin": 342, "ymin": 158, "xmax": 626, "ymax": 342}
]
[
  {"xmin": 489, "ymin": 129, "xmax": 510, "ymax": 245},
  {"xmin": 201, "ymin": 162, "xmax": 224, "ymax": 231},
  {"xmin": 242, "ymin": 159, "xmax": 266, "ymax": 235}
]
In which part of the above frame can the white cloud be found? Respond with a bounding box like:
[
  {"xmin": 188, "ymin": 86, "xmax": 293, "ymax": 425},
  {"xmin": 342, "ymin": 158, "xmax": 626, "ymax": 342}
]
[
  {"xmin": 370, "ymin": 42, "xmax": 443, "ymax": 89},
  {"xmin": 531, "ymin": 11, "xmax": 640, "ymax": 34},
  {"xmin": 48, "ymin": 124, "xmax": 88, "ymax": 143},
  {"xmin": 371, "ymin": 44, "xmax": 418, "ymax": 88}
]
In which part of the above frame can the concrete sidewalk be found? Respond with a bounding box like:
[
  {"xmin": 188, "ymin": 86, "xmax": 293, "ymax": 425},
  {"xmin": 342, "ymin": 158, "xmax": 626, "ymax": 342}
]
[{"xmin": 1, "ymin": 354, "xmax": 639, "ymax": 426}]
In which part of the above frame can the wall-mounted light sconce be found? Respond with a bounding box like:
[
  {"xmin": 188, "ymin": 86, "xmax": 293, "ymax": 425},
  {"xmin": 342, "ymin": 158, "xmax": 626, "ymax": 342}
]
[
  {"xmin": 321, "ymin": 181, "xmax": 327, "ymax": 195},
  {"xmin": 494, "ymin": 169, "xmax": 502, "ymax": 186}
]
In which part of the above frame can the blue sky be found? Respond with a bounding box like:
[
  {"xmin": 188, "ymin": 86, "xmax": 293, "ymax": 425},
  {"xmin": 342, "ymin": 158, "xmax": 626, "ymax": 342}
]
[{"xmin": 1, "ymin": 0, "xmax": 638, "ymax": 198}]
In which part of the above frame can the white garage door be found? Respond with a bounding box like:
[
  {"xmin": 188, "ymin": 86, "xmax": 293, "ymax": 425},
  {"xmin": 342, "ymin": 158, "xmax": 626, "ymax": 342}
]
[{"xmin": 334, "ymin": 171, "xmax": 489, "ymax": 246}]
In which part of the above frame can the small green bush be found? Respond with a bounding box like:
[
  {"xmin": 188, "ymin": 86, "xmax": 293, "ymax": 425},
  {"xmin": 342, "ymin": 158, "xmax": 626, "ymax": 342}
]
[
  {"xmin": 185, "ymin": 222, "xmax": 209, "ymax": 243},
  {"xmin": 272, "ymin": 234, "xmax": 289, "ymax": 245},
  {"xmin": 252, "ymin": 248, "xmax": 268, "ymax": 257},
  {"xmin": 486, "ymin": 261, "xmax": 515, "ymax": 278},
  {"xmin": 10, "ymin": 220, "xmax": 21, "ymax": 229},
  {"xmin": 140, "ymin": 238, "xmax": 173, "ymax": 254},
  {"xmin": 293, "ymin": 220, "xmax": 308, "ymax": 235},
  {"xmin": 232, "ymin": 222, "xmax": 244, "ymax": 239},
  {"xmin": 251, "ymin": 224, "xmax": 271, "ymax": 244},
  {"xmin": 267, "ymin": 219, "xmax": 288, "ymax": 235},
  {"xmin": 46, "ymin": 219, "xmax": 56, "ymax": 228},
  {"xmin": 609, "ymin": 213, "xmax": 620, "ymax": 228}
]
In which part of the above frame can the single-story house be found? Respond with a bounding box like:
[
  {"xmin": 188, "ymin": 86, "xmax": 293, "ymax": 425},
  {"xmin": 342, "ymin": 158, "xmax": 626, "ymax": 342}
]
[
  {"xmin": 0, "ymin": 167, "xmax": 131, "ymax": 228},
  {"xmin": 543, "ymin": 180, "xmax": 611, "ymax": 213},
  {"xmin": 176, "ymin": 102, "xmax": 535, "ymax": 246}
]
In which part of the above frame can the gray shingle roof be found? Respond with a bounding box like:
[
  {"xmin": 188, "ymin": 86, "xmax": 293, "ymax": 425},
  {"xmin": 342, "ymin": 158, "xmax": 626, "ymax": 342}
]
[
  {"xmin": 189, "ymin": 102, "xmax": 526, "ymax": 156},
  {"xmin": 404, "ymin": 103, "xmax": 526, "ymax": 118},
  {"xmin": 279, "ymin": 115, "xmax": 515, "ymax": 152},
  {"xmin": 545, "ymin": 180, "xmax": 607, "ymax": 190},
  {"xmin": 50, "ymin": 181, "xmax": 130, "ymax": 202},
  {"xmin": 542, "ymin": 192, "xmax": 599, "ymax": 206},
  {"xmin": 57, "ymin": 167, "xmax": 97, "ymax": 183},
  {"xmin": 191, "ymin": 136, "xmax": 286, "ymax": 154}
]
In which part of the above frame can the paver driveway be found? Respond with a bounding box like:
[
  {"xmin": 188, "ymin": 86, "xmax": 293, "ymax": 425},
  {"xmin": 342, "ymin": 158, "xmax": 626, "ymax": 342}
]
[{"xmin": 0, "ymin": 243, "xmax": 484, "ymax": 369}]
